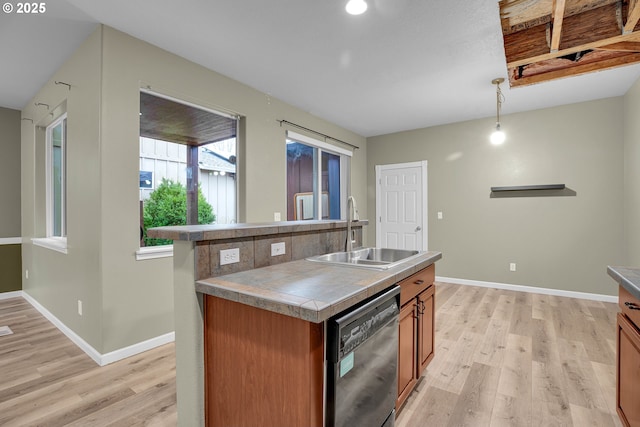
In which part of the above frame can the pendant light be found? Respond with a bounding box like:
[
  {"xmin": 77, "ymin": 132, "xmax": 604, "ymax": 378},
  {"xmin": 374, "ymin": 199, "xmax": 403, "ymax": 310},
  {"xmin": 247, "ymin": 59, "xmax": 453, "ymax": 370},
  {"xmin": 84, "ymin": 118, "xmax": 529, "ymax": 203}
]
[
  {"xmin": 346, "ymin": 0, "xmax": 368, "ymax": 15},
  {"xmin": 490, "ymin": 78, "xmax": 506, "ymax": 145}
]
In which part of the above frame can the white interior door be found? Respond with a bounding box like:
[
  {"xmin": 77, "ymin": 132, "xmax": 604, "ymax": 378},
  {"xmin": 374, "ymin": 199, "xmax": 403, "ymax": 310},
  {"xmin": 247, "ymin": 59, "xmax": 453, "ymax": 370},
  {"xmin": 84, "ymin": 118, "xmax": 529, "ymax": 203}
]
[{"xmin": 375, "ymin": 161, "xmax": 427, "ymax": 250}]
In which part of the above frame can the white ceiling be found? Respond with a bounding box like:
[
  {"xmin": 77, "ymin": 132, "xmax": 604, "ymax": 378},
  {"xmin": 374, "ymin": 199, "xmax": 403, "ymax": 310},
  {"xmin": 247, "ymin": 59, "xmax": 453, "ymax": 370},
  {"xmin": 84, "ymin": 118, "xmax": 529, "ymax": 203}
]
[{"xmin": 2, "ymin": 0, "xmax": 640, "ymax": 137}]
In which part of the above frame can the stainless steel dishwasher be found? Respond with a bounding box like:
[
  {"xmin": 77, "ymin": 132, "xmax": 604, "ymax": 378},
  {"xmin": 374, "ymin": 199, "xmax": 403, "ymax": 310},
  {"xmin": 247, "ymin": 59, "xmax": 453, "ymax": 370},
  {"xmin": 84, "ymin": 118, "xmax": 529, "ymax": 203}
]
[{"xmin": 326, "ymin": 285, "xmax": 401, "ymax": 427}]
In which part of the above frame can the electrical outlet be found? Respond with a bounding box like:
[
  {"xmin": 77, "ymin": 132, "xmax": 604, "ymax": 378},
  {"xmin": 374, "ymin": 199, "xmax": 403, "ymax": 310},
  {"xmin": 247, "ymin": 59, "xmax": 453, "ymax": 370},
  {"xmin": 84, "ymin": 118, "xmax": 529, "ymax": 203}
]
[
  {"xmin": 78, "ymin": 300, "xmax": 83, "ymax": 316},
  {"xmin": 220, "ymin": 248, "xmax": 240, "ymax": 265},
  {"xmin": 271, "ymin": 242, "xmax": 286, "ymax": 256},
  {"xmin": 25, "ymin": 269, "xmax": 29, "ymax": 279},
  {"xmin": 510, "ymin": 263, "xmax": 516, "ymax": 272},
  {"xmin": 274, "ymin": 212, "xmax": 281, "ymax": 221}
]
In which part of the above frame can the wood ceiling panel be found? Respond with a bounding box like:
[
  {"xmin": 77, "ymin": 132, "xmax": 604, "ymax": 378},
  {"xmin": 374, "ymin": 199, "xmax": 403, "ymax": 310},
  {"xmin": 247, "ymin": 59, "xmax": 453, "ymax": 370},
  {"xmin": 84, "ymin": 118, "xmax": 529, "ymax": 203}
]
[
  {"xmin": 503, "ymin": 24, "xmax": 550, "ymax": 63},
  {"xmin": 500, "ymin": 0, "xmax": 553, "ymax": 33},
  {"xmin": 140, "ymin": 92, "xmax": 236, "ymax": 147},
  {"xmin": 498, "ymin": 0, "xmax": 640, "ymax": 86},
  {"xmin": 558, "ymin": 3, "xmax": 621, "ymax": 49},
  {"xmin": 500, "ymin": 0, "xmax": 618, "ymax": 34}
]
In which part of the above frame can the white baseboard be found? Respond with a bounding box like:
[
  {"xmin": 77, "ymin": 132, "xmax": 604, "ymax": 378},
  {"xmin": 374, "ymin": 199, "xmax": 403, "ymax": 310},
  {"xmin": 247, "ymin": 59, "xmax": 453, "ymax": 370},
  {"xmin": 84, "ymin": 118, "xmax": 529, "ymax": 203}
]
[
  {"xmin": 0, "ymin": 290, "xmax": 23, "ymax": 300},
  {"xmin": 101, "ymin": 331, "xmax": 175, "ymax": 366},
  {"xmin": 21, "ymin": 291, "xmax": 175, "ymax": 366},
  {"xmin": 436, "ymin": 276, "xmax": 619, "ymax": 303}
]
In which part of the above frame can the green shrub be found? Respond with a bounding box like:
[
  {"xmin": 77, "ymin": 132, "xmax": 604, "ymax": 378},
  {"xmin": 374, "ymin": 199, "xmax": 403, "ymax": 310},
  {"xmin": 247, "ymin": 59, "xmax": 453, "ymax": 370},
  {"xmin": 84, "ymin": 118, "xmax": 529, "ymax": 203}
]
[{"xmin": 143, "ymin": 179, "xmax": 215, "ymax": 246}]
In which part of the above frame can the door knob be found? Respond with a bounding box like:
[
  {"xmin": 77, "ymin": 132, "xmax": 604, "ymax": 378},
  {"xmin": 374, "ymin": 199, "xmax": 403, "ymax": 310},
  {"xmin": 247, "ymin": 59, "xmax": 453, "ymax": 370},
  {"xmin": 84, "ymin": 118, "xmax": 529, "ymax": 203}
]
[{"xmin": 415, "ymin": 226, "xmax": 422, "ymax": 232}]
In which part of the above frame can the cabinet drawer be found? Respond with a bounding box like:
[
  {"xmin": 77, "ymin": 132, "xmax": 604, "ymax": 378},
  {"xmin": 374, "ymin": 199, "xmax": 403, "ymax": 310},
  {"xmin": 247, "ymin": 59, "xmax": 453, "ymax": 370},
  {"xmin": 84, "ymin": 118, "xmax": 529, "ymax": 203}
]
[
  {"xmin": 619, "ymin": 285, "xmax": 640, "ymax": 330},
  {"xmin": 399, "ymin": 264, "xmax": 434, "ymax": 307}
]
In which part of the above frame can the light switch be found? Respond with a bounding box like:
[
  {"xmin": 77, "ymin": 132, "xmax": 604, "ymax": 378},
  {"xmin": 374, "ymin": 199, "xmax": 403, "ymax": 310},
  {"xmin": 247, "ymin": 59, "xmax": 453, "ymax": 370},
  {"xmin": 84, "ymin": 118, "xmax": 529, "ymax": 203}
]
[{"xmin": 437, "ymin": 211, "xmax": 443, "ymax": 220}]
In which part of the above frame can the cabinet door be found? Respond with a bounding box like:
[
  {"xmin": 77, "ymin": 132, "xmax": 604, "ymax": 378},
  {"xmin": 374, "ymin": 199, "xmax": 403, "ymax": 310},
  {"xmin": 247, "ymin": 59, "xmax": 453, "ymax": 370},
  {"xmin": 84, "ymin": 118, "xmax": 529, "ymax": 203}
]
[
  {"xmin": 618, "ymin": 312, "xmax": 640, "ymax": 427},
  {"xmin": 417, "ymin": 285, "xmax": 435, "ymax": 377},
  {"xmin": 204, "ymin": 295, "xmax": 324, "ymax": 427},
  {"xmin": 397, "ymin": 300, "xmax": 417, "ymax": 410}
]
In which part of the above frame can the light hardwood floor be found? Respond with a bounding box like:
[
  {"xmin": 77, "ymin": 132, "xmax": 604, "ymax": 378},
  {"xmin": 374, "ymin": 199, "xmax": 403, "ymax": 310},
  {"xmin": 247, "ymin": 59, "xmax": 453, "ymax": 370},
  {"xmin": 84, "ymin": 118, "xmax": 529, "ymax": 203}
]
[
  {"xmin": 0, "ymin": 282, "xmax": 621, "ymax": 426},
  {"xmin": 0, "ymin": 297, "xmax": 176, "ymax": 427},
  {"xmin": 397, "ymin": 282, "xmax": 622, "ymax": 427}
]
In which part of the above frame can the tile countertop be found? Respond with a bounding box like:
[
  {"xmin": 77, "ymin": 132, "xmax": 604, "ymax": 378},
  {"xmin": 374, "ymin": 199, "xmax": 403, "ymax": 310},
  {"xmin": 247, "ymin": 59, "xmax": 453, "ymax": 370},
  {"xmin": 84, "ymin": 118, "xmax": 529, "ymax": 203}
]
[
  {"xmin": 147, "ymin": 219, "xmax": 368, "ymax": 242},
  {"xmin": 196, "ymin": 251, "xmax": 442, "ymax": 323},
  {"xmin": 607, "ymin": 266, "xmax": 640, "ymax": 301}
]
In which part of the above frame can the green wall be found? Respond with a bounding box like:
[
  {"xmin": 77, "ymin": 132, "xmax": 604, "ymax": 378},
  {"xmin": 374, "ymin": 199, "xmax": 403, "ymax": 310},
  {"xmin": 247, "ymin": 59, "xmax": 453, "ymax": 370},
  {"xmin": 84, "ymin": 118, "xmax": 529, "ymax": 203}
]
[
  {"xmin": 0, "ymin": 245, "xmax": 21, "ymax": 293},
  {"xmin": 367, "ymin": 98, "xmax": 625, "ymax": 296},
  {"xmin": 0, "ymin": 106, "xmax": 22, "ymax": 294},
  {"xmin": 0, "ymin": 107, "xmax": 21, "ymax": 238},
  {"xmin": 21, "ymin": 28, "xmax": 103, "ymax": 348},
  {"xmin": 624, "ymin": 77, "xmax": 640, "ymax": 267}
]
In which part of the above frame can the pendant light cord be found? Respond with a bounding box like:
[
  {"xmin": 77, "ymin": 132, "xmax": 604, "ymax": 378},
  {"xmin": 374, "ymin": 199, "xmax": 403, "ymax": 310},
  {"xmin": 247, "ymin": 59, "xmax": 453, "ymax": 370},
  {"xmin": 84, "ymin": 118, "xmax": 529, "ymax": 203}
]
[{"xmin": 495, "ymin": 82, "xmax": 504, "ymax": 125}]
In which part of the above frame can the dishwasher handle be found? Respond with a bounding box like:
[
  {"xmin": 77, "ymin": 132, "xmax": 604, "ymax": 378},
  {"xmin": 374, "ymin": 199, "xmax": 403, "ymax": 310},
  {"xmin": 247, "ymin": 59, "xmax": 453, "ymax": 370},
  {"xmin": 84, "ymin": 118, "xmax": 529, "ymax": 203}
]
[{"xmin": 334, "ymin": 285, "xmax": 400, "ymax": 328}]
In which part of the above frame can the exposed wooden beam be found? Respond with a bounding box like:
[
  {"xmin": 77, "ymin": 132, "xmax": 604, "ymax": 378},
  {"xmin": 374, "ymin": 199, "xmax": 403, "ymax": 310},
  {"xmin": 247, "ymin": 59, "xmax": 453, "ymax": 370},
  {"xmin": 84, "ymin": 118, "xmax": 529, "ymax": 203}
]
[
  {"xmin": 624, "ymin": 0, "xmax": 640, "ymax": 33},
  {"xmin": 499, "ymin": 0, "xmax": 640, "ymax": 87},
  {"xmin": 505, "ymin": 2, "xmax": 621, "ymax": 64},
  {"xmin": 596, "ymin": 41, "xmax": 640, "ymax": 51},
  {"xmin": 507, "ymin": 29, "xmax": 640, "ymax": 67},
  {"xmin": 550, "ymin": 0, "xmax": 566, "ymax": 52},
  {"xmin": 509, "ymin": 51, "xmax": 640, "ymax": 86}
]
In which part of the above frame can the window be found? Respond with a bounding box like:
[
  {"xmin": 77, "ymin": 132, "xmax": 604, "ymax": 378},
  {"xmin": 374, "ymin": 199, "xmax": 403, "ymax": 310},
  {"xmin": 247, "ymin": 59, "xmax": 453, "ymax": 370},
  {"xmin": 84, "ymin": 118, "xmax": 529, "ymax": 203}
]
[
  {"xmin": 286, "ymin": 131, "xmax": 351, "ymax": 221},
  {"xmin": 47, "ymin": 114, "xmax": 67, "ymax": 238},
  {"xmin": 137, "ymin": 91, "xmax": 239, "ymax": 259},
  {"xmin": 32, "ymin": 106, "xmax": 68, "ymax": 254}
]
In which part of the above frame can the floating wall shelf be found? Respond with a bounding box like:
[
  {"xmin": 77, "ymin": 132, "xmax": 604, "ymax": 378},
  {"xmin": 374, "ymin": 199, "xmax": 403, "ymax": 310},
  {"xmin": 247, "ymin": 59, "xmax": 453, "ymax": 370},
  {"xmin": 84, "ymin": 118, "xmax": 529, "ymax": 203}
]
[{"xmin": 490, "ymin": 184, "xmax": 566, "ymax": 192}]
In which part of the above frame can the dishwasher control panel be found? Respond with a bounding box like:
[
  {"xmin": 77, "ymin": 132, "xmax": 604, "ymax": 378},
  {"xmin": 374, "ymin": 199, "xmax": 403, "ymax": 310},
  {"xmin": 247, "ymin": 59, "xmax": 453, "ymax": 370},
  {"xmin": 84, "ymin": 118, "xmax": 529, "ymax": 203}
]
[{"xmin": 327, "ymin": 286, "xmax": 401, "ymax": 362}]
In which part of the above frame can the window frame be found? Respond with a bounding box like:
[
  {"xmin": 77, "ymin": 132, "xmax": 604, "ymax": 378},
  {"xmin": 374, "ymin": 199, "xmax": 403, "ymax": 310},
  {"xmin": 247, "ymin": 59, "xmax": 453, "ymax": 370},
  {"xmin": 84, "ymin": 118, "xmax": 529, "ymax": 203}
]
[
  {"xmin": 46, "ymin": 113, "xmax": 67, "ymax": 239},
  {"xmin": 136, "ymin": 89, "xmax": 240, "ymax": 261},
  {"xmin": 286, "ymin": 131, "xmax": 352, "ymax": 221},
  {"xmin": 33, "ymin": 112, "xmax": 68, "ymax": 254}
]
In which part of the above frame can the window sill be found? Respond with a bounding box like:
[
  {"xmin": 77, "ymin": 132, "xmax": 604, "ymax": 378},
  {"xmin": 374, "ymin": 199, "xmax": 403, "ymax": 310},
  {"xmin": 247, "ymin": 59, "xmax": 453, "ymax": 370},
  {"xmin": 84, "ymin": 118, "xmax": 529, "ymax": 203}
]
[
  {"xmin": 136, "ymin": 245, "xmax": 173, "ymax": 261},
  {"xmin": 32, "ymin": 237, "xmax": 68, "ymax": 254}
]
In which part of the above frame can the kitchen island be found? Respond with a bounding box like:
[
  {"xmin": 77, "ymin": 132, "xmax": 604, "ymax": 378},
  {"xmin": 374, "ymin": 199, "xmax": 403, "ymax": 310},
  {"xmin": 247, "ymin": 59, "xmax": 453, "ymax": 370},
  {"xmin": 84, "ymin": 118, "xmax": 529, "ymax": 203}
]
[{"xmin": 149, "ymin": 221, "xmax": 441, "ymax": 426}]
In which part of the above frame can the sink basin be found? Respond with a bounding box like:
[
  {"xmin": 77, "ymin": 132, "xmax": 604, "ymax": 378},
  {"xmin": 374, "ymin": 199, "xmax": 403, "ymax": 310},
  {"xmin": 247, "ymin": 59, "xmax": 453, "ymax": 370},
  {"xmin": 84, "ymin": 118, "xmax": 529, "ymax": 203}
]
[{"xmin": 306, "ymin": 247, "xmax": 423, "ymax": 270}]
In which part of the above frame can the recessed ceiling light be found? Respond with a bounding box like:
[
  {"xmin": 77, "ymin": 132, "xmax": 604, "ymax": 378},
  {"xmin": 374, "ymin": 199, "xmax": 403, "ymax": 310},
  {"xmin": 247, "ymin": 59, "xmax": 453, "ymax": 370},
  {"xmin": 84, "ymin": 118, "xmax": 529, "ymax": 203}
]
[{"xmin": 346, "ymin": 0, "xmax": 367, "ymax": 15}]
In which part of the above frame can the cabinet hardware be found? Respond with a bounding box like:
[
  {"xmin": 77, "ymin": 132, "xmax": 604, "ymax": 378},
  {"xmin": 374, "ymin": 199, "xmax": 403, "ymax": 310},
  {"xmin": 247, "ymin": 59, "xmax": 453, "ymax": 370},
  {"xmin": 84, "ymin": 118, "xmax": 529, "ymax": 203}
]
[
  {"xmin": 625, "ymin": 301, "xmax": 640, "ymax": 310},
  {"xmin": 414, "ymin": 279, "xmax": 424, "ymax": 285}
]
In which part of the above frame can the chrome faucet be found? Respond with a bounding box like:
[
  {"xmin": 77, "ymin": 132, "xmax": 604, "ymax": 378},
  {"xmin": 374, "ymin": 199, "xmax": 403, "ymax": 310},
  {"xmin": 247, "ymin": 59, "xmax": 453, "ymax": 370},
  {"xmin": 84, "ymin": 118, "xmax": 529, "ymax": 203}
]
[{"xmin": 346, "ymin": 196, "xmax": 359, "ymax": 252}]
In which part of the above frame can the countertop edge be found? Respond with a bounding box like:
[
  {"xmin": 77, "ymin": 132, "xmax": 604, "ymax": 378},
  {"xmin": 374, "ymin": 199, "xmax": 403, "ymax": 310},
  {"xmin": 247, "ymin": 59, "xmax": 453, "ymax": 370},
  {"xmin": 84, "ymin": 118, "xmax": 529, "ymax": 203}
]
[
  {"xmin": 148, "ymin": 220, "xmax": 369, "ymax": 242},
  {"xmin": 197, "ymin": 251, "xmax": 442, "ymax": 323},
  {"xmin": 607, "ymin": 266, "xmax": 640, "ymax": 301}
]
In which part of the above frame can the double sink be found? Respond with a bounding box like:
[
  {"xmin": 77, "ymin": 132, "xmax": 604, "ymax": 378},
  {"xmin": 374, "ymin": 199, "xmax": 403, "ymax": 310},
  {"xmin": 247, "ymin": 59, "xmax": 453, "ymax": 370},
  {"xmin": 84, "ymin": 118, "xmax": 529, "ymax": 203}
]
[{"xmin": 307, "ymin": 247, "xmax": 423, "ymax": 270}]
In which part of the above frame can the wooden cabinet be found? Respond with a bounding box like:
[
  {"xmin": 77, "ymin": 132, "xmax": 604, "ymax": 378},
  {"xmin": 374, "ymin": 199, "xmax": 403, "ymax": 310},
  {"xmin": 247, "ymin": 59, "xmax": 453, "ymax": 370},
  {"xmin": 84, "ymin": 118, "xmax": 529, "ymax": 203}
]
[
  {"xmin": 397, "ymin": 299, "xmax": 417, "ymax": 407},
  {"xmin": 617, "ymin": 285, "xmax": 640, "ymax": 427},
  {"xmin": 203, "ymin": 295, "xmax": 324, "ymax": 427},
  {"xmin": 396, "ymin": 264, "xmax": 436, "ymax": 410},
  {"xmin": 417, "ymin": 285, "xmax": 435, "ymax": 376}
]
